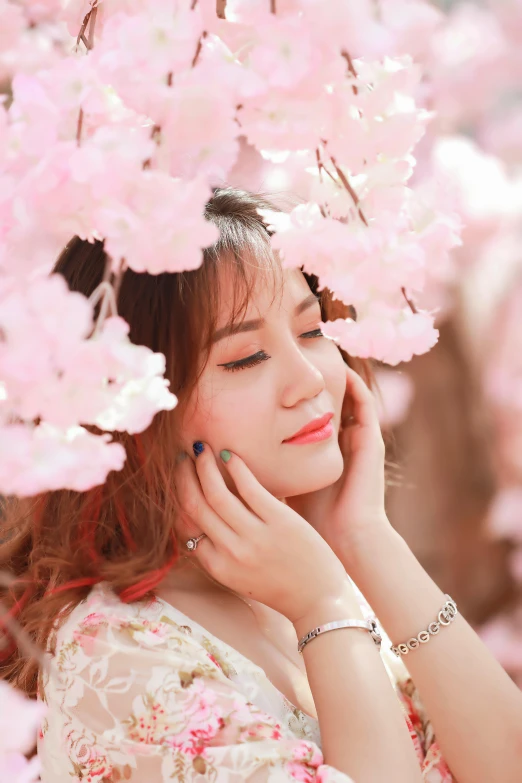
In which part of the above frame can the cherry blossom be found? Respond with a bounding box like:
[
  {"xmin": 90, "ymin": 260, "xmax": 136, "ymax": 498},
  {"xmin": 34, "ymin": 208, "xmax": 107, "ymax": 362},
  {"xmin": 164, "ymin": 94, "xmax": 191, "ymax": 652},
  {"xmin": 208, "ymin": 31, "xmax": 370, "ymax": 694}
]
[
  {"xmin": 0, "ymin": 422, "xmax": 127, "ymax": 496},
  {"xmin": 321, "ymin": 305, "xmax": 438, "ymax": 367},
  {"xmin": 0, "ymin": 275, "xmax": 177, "ymax": 428},
  {"xmin": 0, "ymin": 0, "xmax": 462, "ymax": 495},
  {"xmin": 0, "ymin": 680, "xmax": 46, "ymax": 783},
  {"xmin": 97, "ymin": 173, "xmax": 220, "ymax": 273}
]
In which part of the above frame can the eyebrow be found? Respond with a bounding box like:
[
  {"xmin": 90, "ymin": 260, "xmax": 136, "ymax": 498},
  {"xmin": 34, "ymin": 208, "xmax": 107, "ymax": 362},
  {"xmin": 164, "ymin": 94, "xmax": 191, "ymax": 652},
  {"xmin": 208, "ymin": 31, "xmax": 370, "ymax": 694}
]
[{"xmin": 211, "ymin": 292, "xmax": 321, "ymax": 344}]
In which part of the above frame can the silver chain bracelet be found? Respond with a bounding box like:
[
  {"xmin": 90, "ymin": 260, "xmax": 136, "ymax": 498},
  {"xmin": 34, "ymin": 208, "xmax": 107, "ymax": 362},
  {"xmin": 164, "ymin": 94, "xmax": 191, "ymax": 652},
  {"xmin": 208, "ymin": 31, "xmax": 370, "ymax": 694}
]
[
  {"xmin": 298, "ymin": 617, "xmax": 382, "ymax": 654},
  {"xmin": 391, "ymin": 594, "xmax": 458, "ymax": 657}
]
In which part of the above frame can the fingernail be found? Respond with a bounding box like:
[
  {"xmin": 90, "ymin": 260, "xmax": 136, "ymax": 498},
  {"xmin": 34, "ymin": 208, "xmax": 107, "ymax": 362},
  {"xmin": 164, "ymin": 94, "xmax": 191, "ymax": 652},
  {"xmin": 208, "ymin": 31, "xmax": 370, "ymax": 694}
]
[
  {"xmin": 193, "ymin": 441, "xmax": 204, "ymax": 457},
  {"xmin": 175, "ymin": 451, "xmax": 187, "ymax": 464},
  {"xmin": 220, "ymin": 449, "xmax": 231, "ymax": 463}
]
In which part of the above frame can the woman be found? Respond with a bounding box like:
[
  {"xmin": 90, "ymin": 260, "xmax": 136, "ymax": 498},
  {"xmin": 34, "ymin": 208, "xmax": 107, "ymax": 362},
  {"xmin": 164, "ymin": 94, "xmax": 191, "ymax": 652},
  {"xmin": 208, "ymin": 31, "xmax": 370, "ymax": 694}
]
[{"xmin": 1, "ymin": 187, "xmax": 522, "ymax": 782}]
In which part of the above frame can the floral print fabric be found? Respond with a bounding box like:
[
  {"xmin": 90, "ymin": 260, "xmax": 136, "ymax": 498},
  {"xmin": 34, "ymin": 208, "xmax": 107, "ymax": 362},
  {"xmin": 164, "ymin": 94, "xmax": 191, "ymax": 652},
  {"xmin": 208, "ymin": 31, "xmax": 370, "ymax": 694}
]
[{"xmin": 38, "ymin": 582, "xmax": 454, "ymax": 782}]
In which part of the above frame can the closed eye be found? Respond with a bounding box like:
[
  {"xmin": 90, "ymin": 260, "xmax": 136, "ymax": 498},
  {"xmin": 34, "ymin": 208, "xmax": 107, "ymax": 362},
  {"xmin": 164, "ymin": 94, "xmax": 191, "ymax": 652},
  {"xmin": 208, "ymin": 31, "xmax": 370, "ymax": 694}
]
[
  {"xmin": 217, "ymin": 350, "xmax": 271, "ymax": 372},
  {"xmin": 217, "ymin": 328, "xmax": 324, "ymax": 373}
]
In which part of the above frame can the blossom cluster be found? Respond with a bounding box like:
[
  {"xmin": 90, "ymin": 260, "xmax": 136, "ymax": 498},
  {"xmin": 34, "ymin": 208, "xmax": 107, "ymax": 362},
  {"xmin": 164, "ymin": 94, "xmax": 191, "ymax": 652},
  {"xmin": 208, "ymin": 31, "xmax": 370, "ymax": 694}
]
[
  {"xmin": 0, "ymin": 0, "xmax": 463, "ymax": 498},
  {"xmin": 0, "ymin": 680, "xmax": 45, "ymax": 783}
]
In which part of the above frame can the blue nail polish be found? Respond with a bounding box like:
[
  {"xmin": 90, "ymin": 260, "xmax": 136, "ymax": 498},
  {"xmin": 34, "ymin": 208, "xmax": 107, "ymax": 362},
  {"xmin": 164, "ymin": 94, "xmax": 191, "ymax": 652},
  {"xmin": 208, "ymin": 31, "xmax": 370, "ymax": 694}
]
[{"xmin": 193, "ymin": 441, "xmax": 204, "ymax": 457}]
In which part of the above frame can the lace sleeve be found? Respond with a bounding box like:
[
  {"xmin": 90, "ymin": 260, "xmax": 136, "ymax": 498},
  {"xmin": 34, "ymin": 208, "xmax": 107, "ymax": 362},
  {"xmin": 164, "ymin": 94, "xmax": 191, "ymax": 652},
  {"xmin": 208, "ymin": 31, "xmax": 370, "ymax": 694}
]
[{"xmin": 43, "ymin": 608, "xmax": 355, "ymax": 783}]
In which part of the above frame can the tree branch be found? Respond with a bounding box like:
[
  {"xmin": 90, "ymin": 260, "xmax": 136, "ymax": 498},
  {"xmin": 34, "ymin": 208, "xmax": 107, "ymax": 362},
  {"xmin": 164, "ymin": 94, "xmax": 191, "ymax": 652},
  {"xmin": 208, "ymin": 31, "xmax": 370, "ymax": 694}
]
[
  {"xmin": 330, "ymin": 155, "xmax": 369, "ymax": 227},
  {"xmin": 401, "ymin": 287, "xmax": 418, "ymax": 314}
]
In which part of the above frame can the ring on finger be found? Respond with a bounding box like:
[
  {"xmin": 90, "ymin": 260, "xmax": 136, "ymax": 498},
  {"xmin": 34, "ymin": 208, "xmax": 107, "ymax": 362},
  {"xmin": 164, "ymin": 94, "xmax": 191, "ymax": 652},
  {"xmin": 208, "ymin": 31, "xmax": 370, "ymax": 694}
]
[{"xmin": 186, "ymin": 533, "xmax": 207, "ymax": 551}]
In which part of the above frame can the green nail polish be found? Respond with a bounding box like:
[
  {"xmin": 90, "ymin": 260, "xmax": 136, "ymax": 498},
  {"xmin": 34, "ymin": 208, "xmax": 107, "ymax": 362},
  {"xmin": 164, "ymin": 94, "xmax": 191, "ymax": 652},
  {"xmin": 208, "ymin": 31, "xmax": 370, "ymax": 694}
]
[{"xmin": 220, "ymin": 449, "xmax": 231, "ymax": 463}]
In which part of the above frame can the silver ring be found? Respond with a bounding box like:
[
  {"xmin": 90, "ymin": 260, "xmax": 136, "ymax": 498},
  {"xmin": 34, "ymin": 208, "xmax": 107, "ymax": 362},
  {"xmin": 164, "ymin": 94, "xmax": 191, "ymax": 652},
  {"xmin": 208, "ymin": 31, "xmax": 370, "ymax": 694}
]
[{"xmin": 186, "ymin": 533, "xmax": 206, "ymax": 551}]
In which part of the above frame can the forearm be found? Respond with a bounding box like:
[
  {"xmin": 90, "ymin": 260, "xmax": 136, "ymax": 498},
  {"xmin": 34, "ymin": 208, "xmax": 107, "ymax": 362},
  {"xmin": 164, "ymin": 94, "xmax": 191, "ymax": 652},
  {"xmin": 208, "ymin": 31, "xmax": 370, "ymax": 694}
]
[
  {"xmin": 293, "ymin": 580, "xmax": 423, "ymax": 783},
  {"xmin": 346, "ymin": 524, "xmax": 522, "ymax": 783}
]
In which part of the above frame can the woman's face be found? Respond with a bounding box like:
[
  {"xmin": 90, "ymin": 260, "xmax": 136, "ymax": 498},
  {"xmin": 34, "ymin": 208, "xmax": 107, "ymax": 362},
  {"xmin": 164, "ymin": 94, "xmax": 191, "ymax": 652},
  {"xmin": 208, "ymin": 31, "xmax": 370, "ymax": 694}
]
[{"xmin": 180, "ymin": 263, "xmax": 348, "ymax": 499}]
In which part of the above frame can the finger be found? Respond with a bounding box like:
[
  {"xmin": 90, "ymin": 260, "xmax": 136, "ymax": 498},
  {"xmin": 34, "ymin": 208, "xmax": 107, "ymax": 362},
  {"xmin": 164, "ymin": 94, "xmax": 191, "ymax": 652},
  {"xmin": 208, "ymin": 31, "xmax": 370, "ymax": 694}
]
[
  {"xmin": 218, "ymin": 449, "xmax": 283, "ymax": 523},
  {"xmin": 340, "ymin": 369, "xmax": 356, "ymax": 427},
  {"xmin": 175, "ymin": 517, "xmax": 219, "ymax": 579},
  {"xmin": 342, "ymin": 365, "xmax": 381, "ymax": 432},
  {"xmin": 192, "ymin": 442, "xmax": 261, "ymax": 535},
  {"xmin": 181, "ymin": 524, "xmax": 217, "ymax": 563},
  {"xmin": 171, "ymin": 495, "xmax": 218, "ymax": 569},
  {"xmin": 175, "ymin": 509, "xmax": 208, "ymax": 548},
  {"xmin": 174, "ymin": 455, "xmax": 239, "ymax": 550},
  {"xmin": 340, "ymin": 368, "xmax": 385, "ymax": 459}
]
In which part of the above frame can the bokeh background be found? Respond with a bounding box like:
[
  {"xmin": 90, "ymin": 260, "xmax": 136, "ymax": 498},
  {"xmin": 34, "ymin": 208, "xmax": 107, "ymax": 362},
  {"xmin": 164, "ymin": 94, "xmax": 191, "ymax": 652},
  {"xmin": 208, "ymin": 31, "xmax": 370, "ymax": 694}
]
[{"xmin": 2, "ymin": 0, "xmax": 522, "ymax": 682}]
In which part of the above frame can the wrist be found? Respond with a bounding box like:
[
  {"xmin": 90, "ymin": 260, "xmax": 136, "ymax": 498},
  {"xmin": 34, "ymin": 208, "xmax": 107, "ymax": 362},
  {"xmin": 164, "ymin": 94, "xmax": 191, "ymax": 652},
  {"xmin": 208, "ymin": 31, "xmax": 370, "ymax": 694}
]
[
  {"xmin": 340, "ymin": 514, "xmax": 402, "ymax": 565},
  {"xmin": 341, "ymin": 519, "xmax": 409, "ymax": 587},
  {"xmin": 292, "ymin": 580, "xmax": 364, "ymax": 640}
]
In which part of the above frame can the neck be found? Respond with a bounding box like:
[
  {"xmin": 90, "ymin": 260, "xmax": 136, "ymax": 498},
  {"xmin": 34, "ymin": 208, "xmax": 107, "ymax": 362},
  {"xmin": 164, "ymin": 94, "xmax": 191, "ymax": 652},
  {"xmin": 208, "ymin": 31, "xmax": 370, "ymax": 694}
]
[{"xmin": 160, "ymin": 557, "xmax": 216, "ymax": 592}]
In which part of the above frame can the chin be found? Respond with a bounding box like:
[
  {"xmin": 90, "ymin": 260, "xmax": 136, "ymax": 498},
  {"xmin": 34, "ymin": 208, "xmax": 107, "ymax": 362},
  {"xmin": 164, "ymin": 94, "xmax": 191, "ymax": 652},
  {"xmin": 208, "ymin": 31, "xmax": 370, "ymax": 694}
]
[{"xmin": 267, "ymin": 447, "xmax": 345, "ymax": 498}]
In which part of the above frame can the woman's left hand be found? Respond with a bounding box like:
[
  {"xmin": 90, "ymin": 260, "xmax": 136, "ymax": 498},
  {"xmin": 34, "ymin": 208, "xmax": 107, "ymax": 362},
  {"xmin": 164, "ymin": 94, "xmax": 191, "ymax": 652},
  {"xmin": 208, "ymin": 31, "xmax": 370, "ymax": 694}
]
[{"xmin": 286, "ymin": 364, "xmax": 393, "ymax": 571}]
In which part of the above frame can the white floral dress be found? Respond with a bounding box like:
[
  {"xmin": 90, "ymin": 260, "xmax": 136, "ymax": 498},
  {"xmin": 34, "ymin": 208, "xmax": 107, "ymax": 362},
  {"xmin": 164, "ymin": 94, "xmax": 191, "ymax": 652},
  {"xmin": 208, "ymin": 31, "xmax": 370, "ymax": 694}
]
[{"xmin": 37, "ymin": 582, "xmax": 454, "ymax": 782}]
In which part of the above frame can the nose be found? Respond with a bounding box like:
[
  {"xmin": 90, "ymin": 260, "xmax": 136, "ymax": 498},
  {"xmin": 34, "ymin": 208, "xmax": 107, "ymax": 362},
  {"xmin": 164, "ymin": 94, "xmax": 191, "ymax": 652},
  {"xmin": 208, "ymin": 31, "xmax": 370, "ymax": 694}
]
[{"xmin": 280, "ymin": 341, "xmax": 326, "ymax": 409}]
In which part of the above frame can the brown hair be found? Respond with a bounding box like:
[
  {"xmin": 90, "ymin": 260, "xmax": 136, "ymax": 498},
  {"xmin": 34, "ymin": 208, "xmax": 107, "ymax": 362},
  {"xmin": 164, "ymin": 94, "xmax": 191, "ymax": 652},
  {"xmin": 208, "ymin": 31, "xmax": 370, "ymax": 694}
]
[{"xmin": 0, "ymin": 186, "xmax": 373, "ymax": 696}]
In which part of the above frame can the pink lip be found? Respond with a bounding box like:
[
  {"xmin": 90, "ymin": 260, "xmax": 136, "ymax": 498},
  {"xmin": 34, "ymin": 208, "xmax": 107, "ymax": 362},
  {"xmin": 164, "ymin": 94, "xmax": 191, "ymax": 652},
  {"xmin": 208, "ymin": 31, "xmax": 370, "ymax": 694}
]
[{"xmin": 283, "ymin": 412, "xmax": 334, "ymax": 445}]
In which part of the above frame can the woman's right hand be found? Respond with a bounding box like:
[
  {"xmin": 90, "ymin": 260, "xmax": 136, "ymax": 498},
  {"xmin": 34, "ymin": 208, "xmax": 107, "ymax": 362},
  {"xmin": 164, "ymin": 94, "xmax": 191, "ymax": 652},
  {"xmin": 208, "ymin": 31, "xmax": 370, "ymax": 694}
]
[{"xmin": 173, "ymin": 443, "xmax": 356, "ymax": 626}]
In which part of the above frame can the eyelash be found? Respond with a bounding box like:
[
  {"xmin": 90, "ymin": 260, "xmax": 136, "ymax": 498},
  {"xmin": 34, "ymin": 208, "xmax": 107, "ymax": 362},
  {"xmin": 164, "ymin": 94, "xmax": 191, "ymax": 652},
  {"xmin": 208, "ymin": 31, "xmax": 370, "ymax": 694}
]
[{"xmin": 218, "ymin": 328, "xmax": 324, "ymax": 372}]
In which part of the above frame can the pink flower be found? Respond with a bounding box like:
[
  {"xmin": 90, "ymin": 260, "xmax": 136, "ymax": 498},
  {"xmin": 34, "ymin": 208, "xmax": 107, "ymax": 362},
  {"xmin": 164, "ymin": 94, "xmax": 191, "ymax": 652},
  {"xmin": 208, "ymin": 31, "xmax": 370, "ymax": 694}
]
[
  {"xmin": 0, "ymin": 752, "xmax": 41, "ymax": 783},
  {"xmin": 286, "ymin": 740, "xmax": 326, "ymax": 782},
  {"xmin": 0, "ymin": 681, "xmax": 46, "ymax": 757},
  {"xmin": 159, "ymin": 74, "xmax": 240, "ymax": 180},
  {"xmin": 97, "ymin": 173, "xmax": 220, "ymax": 275},
  {"xmin": 286, "ymin": 761, "xmax": 314, "ymax": 782},
  {"xmin": 246, "ymin": 15, "xmax": 320, "ymax": 90},
  {"xmin": 67, "ymin": 729, "xmax": 113, "ymax": 781},
  {"xmin": 0, "ymin": 422, "xmax": 126, "ymax": 496},
  {"xmin": 322, "ymin": 306, "xmax": 439, "ymax": 367},
  {"xmin": 0, "ymin": 0, "xmax": 461, "ymax": 499}
]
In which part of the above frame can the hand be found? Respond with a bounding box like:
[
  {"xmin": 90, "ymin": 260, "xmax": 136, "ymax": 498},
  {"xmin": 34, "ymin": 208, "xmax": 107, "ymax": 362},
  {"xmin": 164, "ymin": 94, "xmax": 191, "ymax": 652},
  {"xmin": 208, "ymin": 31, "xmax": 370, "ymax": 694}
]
[
  {"xmin": 173, "ymin": 445, "xmax": 355, "ymax": 625},
  {"xmin": 286, "ymin": 364, "xmax": 393, "ymax": 570}
]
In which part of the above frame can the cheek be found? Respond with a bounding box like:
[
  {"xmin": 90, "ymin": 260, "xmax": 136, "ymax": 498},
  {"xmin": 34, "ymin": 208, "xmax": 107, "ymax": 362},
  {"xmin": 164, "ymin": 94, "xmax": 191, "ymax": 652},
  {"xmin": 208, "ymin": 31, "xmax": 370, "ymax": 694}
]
[{"xmin": 182, "ymin": 374, "xmax": 272, "ymax": 449}]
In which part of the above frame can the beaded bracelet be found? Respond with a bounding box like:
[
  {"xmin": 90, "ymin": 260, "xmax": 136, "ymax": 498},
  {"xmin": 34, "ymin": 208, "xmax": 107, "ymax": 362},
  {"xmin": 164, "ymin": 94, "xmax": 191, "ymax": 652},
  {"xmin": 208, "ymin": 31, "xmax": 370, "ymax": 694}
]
[{"xmin": 391, "ymin": 594, "xmax": 458, "ymax": 657}]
